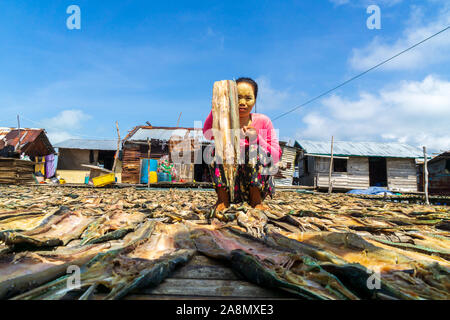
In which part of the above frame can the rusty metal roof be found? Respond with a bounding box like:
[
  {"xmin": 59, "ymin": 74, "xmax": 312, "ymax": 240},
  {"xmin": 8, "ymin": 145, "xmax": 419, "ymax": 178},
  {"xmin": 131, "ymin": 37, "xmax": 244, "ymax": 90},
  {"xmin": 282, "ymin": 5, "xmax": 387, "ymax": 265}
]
[
  {"xmin": 0, "ymin": 127, "xmax": 55, "ymax": 156},
  {"xmin": 429, "ymin": 151, "xmax": 450, "ymax": 164},
  {"xmin": 292, "ymin": 139, "xmax": 424, "ymax": 158},
  {"xmin": 125, "ymin": 126, "xmax": 211, "ymax": 144}
]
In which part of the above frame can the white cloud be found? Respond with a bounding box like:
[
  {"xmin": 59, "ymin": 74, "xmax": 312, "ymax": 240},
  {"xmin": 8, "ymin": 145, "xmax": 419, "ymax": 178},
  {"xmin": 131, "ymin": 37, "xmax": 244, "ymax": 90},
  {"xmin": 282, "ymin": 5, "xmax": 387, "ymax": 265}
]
[
  {"xmin": 42, "ymin": 109, "xmax": 91, "ymax": 130},
  {"xmin": 255, "ymin": 76, "xmax": 304, "ymax": 112},
  {"xmin": 329, "ymin": 0, "xmax": 403, "ymax": 7},
  {"xmin": 350, "ymin": 4, "xmax": 450, "ymax": 71},
  {"xmin": 47, "ymin": 131, "xmax": 76, "ymax": 145},
  {"xmin": 41, "ymin": 109, "xmax": 91, "ymax": 144},
  {"xmin": 298, "ymin": 75, "xmax": 450, "ymax": 151}
]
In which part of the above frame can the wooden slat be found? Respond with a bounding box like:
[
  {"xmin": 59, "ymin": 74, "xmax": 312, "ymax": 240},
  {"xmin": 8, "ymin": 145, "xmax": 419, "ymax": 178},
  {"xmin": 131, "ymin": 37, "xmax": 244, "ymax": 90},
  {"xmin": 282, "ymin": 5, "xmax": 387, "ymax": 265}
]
[
  {"xmin": 134, "ymin": 278, "xmax": 291, "ymax": 298},
  {"xmin": 171, "ymin": 265, "xmax": 239, "ymax": 280},
  {"xmin": 170, "ymin": 255, "xmax": 239, "ymax": 280},
  {"xmin": 92, "ymin": 294, "xmax": 296, "ymax": 300}
]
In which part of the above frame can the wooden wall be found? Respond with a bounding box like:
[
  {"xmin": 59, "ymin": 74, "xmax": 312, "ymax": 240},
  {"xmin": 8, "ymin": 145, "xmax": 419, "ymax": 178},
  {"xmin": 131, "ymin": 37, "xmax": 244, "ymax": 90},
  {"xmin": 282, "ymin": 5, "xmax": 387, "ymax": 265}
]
[
  {"xmin": 315, "ymin": 157, "xmax": 370, "ymax": 189},
  {"xmin": 298, "ymin": 155, "xmax": 418, "ymax": 192},
  {"xmin": 274, "ymin": 146, "xmax": 297, "ymax": 186},
  {"xmin": 121, "ymin": 144, "xmax": 142, "ymax": 184},
  {"xmin": 57, "ymin": 149, "xmax": 99, "ymax": 171},
  {"xmin": 428, "ymin": 157, "xmax": 450, "ymax": 195},
  {"xmin": 386, "ymin": 158, "xmax": 417, "ymax": 192}
]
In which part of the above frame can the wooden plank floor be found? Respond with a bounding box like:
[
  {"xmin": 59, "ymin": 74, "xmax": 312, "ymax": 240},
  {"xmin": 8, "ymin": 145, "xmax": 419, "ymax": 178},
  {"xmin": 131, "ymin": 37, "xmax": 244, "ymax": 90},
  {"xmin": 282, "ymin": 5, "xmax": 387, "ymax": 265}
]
[{"xmin": 89, "ymin": 254, "xmax": 296, "ymax": 300}]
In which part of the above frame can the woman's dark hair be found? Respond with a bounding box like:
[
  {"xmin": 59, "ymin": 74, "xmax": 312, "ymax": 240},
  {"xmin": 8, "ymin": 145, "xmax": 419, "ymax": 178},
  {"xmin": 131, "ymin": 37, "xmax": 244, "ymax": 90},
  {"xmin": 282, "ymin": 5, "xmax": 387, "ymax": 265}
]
[{"xmin": 236, "ymin": 77, "xmax": 258, "ymax": 99}]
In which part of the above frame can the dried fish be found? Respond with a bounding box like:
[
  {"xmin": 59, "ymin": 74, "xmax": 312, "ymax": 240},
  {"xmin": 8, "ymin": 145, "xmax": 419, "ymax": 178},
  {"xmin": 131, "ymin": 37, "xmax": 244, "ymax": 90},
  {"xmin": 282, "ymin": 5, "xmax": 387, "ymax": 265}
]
[
  {"xmin": 0, "ymin": 242, "xmax": 121, "ymax": 299},
  {"xmin": 1, "ymin": 207, "xmax": 95, "ymax": 249},
  {"xmin": 0, "ymin": 185, "xmax": 448, "ymax": 300},
  {"xmin": 191, "ymin": 225, "xmax": 359, "ymax": 299},
  {"xmin": 12, "ymin": 221, "xmax": 195, "ymax": 300},
  {"xmin": 212, "ymin": 80, "xmax": 240, "ymax": 201}
]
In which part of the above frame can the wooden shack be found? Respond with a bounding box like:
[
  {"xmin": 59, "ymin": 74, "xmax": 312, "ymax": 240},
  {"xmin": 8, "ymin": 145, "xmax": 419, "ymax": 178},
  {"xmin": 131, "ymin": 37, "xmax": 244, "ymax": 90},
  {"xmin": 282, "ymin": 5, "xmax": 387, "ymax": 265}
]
[
  {"xmin": 428, "ymin": 151, "xmax": 450, "ymax": 195},
  {"xmin": 273, "ymin": 142, "xmax": 301, "ymax": 186},
  {"xmin": 293, "ymin": 140, "xmax": 424, "ymax": 192},
  {"xmin": 53, "ymin": 139, "xmax": 122, "ymax": 184},
  {"xmin": 0, "ymin": 127, "xmax": 55, "ymax": 183},
  {"xmin": 0, "ymin": 127, "xmax": 54, "ymax": 159},
  {"xmin": 121, "ymin": 126, "xmax": 212, "ymax": 184}
]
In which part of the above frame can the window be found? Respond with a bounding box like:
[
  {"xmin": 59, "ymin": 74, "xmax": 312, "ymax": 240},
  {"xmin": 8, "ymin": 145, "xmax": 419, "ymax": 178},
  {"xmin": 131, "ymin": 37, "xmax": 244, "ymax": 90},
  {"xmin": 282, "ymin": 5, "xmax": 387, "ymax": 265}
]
[
  {"xmin": 445, "ymin": 159, "xmax": 450, "ymax": 173},
  {"xmin": 333, "ymin": 158, "xmax": 347, "ymax": 172}
]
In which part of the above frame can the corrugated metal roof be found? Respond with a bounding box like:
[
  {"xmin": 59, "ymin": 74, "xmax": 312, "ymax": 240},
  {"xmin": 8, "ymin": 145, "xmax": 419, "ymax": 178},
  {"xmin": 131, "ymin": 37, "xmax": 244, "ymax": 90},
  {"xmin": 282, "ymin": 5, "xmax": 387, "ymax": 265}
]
[
  {"xmin": 128, "ymin": 128, "xmax": 211, "ymax": 143},
  {"xmin": 0, "ymin": 127, "xmax": 54, "ymax": 155},
  {"xmin": 429, "ymin": 151, "xmax": 450, "ymax": 164},
  {"xmin": 54, "ymin": 139, "xmax": 119, "ymax": 151},
  {"xmin": 292, "ymin": 139, "xmax": 424, "ymax": 158}
]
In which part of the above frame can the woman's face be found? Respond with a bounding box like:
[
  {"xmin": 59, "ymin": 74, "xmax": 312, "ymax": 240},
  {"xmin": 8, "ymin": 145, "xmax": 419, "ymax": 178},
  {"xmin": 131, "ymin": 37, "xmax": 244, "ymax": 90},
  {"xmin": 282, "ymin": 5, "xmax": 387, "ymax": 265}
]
[{"xmin": 237, "ymin": 82, "xmax": 256, "ymax": 118}]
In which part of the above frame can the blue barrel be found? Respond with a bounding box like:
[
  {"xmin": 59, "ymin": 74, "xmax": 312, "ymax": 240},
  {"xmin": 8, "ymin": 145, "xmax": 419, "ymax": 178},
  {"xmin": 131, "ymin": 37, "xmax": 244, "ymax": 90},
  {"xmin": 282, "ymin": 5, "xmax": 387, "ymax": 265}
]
[
  {"xmin": 140, "ymin": 159, "xmax": 158, "ymax": 183},
  {"xmin": 149, "ymin": 159, "xmax": 157, "ymax": 171}
]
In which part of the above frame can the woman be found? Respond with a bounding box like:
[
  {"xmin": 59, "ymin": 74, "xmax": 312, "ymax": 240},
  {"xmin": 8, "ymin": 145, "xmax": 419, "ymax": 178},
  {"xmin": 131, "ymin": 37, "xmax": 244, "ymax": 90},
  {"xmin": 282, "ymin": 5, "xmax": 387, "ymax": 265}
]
[{"xmin": 203, "ymin": 77, "xmax": 282, "ymax": 212}]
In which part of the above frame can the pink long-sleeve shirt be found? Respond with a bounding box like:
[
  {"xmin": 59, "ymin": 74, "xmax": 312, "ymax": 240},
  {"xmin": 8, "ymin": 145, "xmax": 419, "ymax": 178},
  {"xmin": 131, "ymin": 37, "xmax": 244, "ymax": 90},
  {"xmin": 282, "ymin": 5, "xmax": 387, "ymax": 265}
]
[{"xmin": 203, "ymin": 111, "xmax": 282, "ymax": 164}]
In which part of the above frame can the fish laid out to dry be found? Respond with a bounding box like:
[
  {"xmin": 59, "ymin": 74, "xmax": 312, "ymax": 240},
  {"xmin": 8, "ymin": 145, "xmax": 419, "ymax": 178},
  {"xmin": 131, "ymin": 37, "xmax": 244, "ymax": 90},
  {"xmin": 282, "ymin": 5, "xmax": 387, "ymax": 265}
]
[
  {"xmin": 191, "ymin": 224, "xmax": 360, "ymax": 300},
  {"xmin": 267, "ymin": 229, "xmax": 450, "ymax": 300},
  {"xmin": 0, "ymin": 206, "xmax": 95, "ymax": 248},
  {"xmin": 211, "ymin": 80, "xmax": 240, "ymax": 202},
  {"xmin": 13, "ymin": 221, "xmax": 195, "ymax": 300},
  {"xmin": 0, "ymin": 241, "xmax": 122, "ymax": 299},
  {"xmin": 0, "ymin": 185, "xmax": 448, "ymax": 300},
  {"xmin": 80, "ymin": 210, "xmax": 148, "ymax": 245},
  {"xmin": 0, "ymin": 209, "xmax": 57, "ymax": 232}
]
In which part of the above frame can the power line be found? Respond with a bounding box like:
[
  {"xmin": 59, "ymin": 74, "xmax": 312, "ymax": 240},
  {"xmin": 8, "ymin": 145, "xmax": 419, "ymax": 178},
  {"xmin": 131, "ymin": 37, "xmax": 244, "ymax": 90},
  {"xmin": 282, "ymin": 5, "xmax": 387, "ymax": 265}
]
[
  {"xmin": 19, "ymin": 115, "xmax": 114, "ymax": 140},
  {"xmin": 272, "ymin": 25, "xmax": 450, "ymax": 121}
]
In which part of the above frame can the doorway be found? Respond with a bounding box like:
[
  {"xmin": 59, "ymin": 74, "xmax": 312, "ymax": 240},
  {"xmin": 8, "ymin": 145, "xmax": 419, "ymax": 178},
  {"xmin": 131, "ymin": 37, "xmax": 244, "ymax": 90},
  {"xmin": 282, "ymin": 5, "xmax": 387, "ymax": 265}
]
[
  {"xmin": 194, "ymin": 146, "xmax": 211, "ymax": 182},
  {"xmin": 98, "ymin": 150, "xmax": 115, "ymax": 170},
  {"xmin": 369, "ymin": 157, "xmax": 387, "ymax": 187}
]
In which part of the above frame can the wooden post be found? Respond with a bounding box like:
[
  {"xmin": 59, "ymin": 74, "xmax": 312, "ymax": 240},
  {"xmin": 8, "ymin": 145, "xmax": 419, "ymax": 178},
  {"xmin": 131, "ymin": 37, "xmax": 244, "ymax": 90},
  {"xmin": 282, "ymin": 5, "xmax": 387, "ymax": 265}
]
[
  {"xmin": 16, "ymin": 115, "xmax": 21, "ymax": 153},
  {"xmin": 423, "ymin": 146, "xmax": 429, "ymax": 205},
  {"xmin": 328, "ymin": 136, "xmax": 334, "ymax": 195},
  {"xmin": 147, "ymin": 138, "xmax": 151, "ymax": 188},
  {"xmin": 112, "ymin": 121, "xmax": 121, "ymax": 173},
  {"xmin": 176, "ymin": 112, "xmax": 182, "ymax": 127}
]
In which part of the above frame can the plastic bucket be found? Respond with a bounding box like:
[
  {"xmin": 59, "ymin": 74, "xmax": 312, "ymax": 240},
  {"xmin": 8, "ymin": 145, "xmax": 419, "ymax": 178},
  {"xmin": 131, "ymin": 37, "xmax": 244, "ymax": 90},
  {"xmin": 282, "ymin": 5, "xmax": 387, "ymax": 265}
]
[{"xmin": 149, "ymin": 171, "xmax": 158, "ymax": 183}]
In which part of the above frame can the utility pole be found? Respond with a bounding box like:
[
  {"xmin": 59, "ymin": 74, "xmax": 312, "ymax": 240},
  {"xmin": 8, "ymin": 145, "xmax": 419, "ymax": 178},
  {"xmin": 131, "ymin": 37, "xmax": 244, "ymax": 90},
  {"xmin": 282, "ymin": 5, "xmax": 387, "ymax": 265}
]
[
  {"xmin": 112, "ymin": 121, "xmax": 121, "ymax": 173},
  {"xmin": 176, "ymin": 112, "xmax": 182, "ymax": 127},
  {"xmin": 423, "ymin": 146, "xmax": 429, "ymax": 205},
  {"xmin": 328, "ymin": 136, "xmax": 334, "ymax": 195},
  {"xmin": 147, "ymin": 137, "xmax": 151, "ymax": 189}
]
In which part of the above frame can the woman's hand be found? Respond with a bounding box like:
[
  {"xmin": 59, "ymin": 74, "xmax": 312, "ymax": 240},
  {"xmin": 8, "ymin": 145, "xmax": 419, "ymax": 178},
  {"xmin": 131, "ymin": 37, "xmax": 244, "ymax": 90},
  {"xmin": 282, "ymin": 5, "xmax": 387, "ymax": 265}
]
[{"xmin": 242, "ymin": 125, "xmax": 258, "ymax": 142}]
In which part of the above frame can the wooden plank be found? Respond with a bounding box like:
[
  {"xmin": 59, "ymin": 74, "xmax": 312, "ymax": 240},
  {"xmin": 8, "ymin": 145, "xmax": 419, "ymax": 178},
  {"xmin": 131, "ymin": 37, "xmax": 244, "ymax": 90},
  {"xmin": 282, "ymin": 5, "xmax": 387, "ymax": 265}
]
[
  {"xmin": 135, "ymin": 278, "xmax": 291, "ymax": 298},
  {"xmin": 170, "ymin": 265, "xmax": 239, "ymax": 280},
  {"xmin": 170, "ymin": 254, "xmax": 239, "ymax": 280},
  {"xmin": 91, "ymin": 294, "xmax": 295, "ymax": 300}
]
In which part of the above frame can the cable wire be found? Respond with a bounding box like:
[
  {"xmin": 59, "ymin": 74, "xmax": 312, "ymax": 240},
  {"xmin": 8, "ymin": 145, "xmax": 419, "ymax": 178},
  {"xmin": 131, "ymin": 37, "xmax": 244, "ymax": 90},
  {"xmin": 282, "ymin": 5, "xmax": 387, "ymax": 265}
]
[{"xmin": 272, "ymin": 26, "xmax": 450, "ymax": 121}]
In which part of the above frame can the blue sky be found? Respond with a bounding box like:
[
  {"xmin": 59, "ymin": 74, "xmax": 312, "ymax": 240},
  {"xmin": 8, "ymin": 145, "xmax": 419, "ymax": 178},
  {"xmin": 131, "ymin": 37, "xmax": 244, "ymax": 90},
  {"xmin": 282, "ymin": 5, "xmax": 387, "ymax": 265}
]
[{"xmin": 0, "ymin": 0, "xmax": 449, "ymax": 152}]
